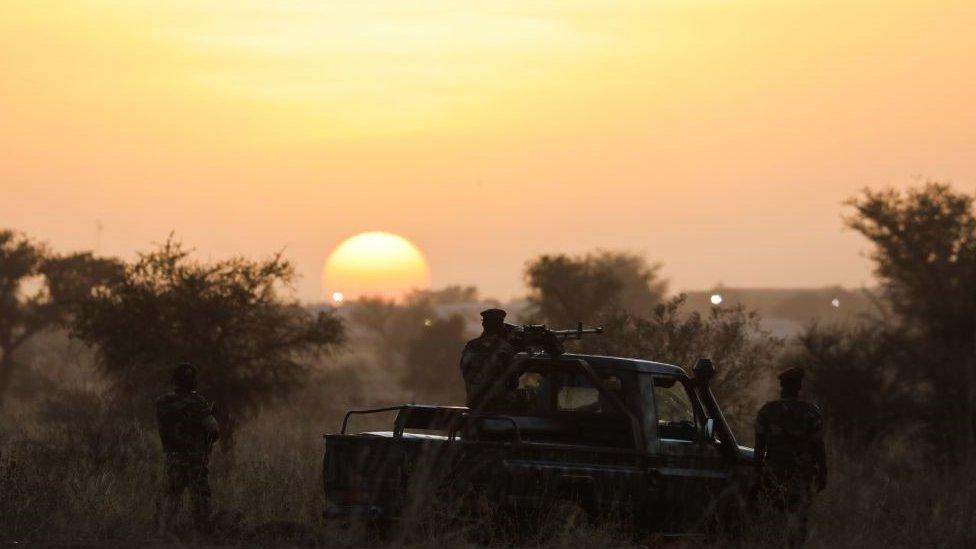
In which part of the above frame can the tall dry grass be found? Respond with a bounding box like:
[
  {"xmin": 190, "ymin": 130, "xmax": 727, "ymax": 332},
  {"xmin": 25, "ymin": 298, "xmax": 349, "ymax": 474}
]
[{"xmin": 3, "ymin": 385, "xmax": 974, "ymax": 548}]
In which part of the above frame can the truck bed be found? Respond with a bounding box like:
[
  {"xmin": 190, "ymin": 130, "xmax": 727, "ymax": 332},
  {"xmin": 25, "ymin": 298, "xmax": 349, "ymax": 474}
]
[{"xmin": 323, "ymin": 430, "xmax": 646, "ymax": 524}]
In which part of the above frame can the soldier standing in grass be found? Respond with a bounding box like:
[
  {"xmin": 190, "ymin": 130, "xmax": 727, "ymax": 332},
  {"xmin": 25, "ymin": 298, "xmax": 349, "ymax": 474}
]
[
  {"xmin": 155, "ymin": 362, "xmax": 220, "ymax": 535},
  {"xmin": 754, "ymin": 366, "xmax": 827, "ymax": 547}
]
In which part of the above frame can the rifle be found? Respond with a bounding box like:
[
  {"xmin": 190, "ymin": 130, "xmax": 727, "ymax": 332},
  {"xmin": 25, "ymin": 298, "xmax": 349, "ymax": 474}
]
[
  {"xmin": 548, "ymin": 321, "xmax": 604, "ymax": 340},
  {"xmin": 522, "ymin": 321, "xmax": 603, "ymax": 339},
  {"xmin": 519, "ymin": 322, "xmax": 604, "ymax": 355}
]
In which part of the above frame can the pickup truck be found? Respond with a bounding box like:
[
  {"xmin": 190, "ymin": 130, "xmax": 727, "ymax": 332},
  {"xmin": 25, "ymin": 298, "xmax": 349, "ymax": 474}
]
[{"xmin": 322, "ymin": 353, "xmax": 756, "ymax": 537}]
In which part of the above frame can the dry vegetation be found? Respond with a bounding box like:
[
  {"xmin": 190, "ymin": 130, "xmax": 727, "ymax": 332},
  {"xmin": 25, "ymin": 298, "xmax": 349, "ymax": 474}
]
[{"xmin": 2, "ymin": 353, "xmax": 974, "ymax": 548}]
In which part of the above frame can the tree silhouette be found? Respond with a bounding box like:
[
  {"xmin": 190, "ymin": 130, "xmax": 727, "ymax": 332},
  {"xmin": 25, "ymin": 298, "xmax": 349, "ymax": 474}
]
[
  {"xmin": 71, "ymin": 237, "xmax": 344, "ymax": 445},
  {"xmin": 524, "ymin": 250, "xmax": 667, "ymax": 326},
  {"xmin": 845, "ymin": 182, "xmax": 976, "ymax": 460},
  {"xmin": 0, "ymin": 230, "xmax": 122, "ymax": 408}
]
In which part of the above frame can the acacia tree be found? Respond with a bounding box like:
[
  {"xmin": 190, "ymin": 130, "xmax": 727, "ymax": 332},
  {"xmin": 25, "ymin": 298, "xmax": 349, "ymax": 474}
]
[
  {"xmin": 524, "ymin": 251, "xmax": 667, "ymax": 326},
  {"xmin": 0, "ymin": 230, "xmax": 122, "ymax": 408},
  {"xmin": 72, "ymin": 238, "xmax": 344, "ymax": 445},
  {"xmin": 844, "ymin": 182, "xmax": 976, "ymax": 459}
]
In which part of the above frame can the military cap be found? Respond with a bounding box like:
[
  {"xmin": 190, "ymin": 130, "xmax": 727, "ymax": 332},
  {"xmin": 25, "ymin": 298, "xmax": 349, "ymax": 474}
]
[
  {"xmin": 173, "ymin": 362, "xmax": 198, "ymax": 386},
  {"xmin": 480, "ymin": 308, "xmax": 507, "ymax": 320},
  {"xmin": 778, "ymin": 366, "xmax": 805, "ymax": 384}
]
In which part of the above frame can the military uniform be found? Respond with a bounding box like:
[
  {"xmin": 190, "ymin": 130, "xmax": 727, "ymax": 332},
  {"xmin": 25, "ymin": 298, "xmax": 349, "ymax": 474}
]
[
  {"xmin": 460, "ymin": 323, "xmax": 521, "ymax": 409},
  {"xmin": 460, "ymin": 309, "xmax": 533, "ymax": 411},
  {"xmin": 754, "ymin": 367, "xmax": 826, "ymax": 547},
  {"xmin": 156, "ymin": 383, "xmax": 218, "ymax": 531}
]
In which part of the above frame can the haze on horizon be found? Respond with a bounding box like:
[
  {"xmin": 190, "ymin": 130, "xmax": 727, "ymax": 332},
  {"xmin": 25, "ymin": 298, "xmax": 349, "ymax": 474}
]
[{"xmin": 3, "ymin": 1, "xmax": 975, "ymax": 302}]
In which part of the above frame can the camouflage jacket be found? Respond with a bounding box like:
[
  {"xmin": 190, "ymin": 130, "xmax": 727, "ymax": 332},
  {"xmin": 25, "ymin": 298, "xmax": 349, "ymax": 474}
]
[
  {"xmin": 755, "ymin": 398, "xmax": 823, "ymax": 471},
  {"xmin": 156, "ymin": 390, "xmax": 219, "ymax": 457},
  {"xmin": 460, "ymin": 325, "xmax": 523, "ymax": 408}
]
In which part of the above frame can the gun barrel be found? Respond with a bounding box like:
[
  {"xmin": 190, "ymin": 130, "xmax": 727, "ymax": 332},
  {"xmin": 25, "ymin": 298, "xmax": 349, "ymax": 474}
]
[{"xmin": 550, "ymin": 325, "xmax": 604, "ymax": 339}]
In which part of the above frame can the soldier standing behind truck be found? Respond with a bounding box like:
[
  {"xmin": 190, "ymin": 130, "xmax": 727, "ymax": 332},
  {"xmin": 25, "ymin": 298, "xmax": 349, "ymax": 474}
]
[
  {"xmin": 754, "ymin": 366, "xmax": 827, "ymax": 547},
  {"xmin": 155, "ymin": 362, "xmax": 220, "ymax": 535}
]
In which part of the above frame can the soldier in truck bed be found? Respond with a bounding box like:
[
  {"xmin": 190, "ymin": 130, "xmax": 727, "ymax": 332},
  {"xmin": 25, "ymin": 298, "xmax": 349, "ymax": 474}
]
[
  {"xmin": 460, "ymin": 309, "xmax": 568, "ymax": 412},
  {"xmin": 754, "ymin": 366, "xmax": 827, "ymax": 547},
  {"xmin": 459, "ymin": 309, "xmax": 523, "ymax": 410}
]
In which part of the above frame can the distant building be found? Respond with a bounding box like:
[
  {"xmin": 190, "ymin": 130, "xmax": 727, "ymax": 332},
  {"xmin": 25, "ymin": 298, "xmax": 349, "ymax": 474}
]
[{"xmin": 682, "ymin": 286, "xmax": 877, "ymax": 338}]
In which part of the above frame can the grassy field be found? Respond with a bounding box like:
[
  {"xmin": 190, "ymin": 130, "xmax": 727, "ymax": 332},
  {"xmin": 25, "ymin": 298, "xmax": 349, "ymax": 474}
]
[{"xmin": 2, "ymin": 382, "xmax": 974, "ymax": 548}]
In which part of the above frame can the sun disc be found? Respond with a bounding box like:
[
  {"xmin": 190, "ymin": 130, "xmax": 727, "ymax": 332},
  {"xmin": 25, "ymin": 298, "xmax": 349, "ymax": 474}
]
[{"xmin": 322, "ymin": 231, "xmax": 431, "ymax": 302}]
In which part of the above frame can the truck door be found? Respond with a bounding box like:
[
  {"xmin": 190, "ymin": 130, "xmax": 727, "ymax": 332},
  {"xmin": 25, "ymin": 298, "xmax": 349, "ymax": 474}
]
[{"xmin": 644, "ymin": 375, "xmax": 727, "ymax": 533}]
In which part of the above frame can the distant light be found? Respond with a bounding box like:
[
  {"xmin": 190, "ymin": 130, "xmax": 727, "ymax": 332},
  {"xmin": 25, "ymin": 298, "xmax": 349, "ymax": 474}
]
[
  {"xmin": 423, "ymin": 318, "xmax": 433, "ymax": 327},
  {"xmin": 331, "ymin": 291, "xmax": 345, "ymax": 304},
  {"xmin": 831, "ymin": 298, "xmax": 840, "ymax": 308},
  {"xmin": 710, "ymin": 294, "xmax": 723, "ymax": 305}
]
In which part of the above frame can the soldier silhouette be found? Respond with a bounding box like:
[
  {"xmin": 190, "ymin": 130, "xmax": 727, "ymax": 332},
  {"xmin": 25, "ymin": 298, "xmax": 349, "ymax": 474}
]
[
  {"xmin": 754, "ymin": 366, "xmax": 827, "ymax": 547},
  {"xmin": 155, "ymin": 362, "xmax": 220, "ymax": 535},
  {"xmin": 459, "ymin": 309, "xmax": 525, "ymax": 411}
]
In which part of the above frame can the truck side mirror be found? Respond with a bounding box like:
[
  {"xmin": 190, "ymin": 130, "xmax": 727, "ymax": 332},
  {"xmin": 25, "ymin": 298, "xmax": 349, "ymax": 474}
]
[{"xmin": 703, "ymin": 418, "xmax": 716, "ymax": 443}]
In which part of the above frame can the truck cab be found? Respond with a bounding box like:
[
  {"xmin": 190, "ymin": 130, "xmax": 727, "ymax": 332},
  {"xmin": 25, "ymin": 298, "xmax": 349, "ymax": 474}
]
[{"xmin": 322, "ymin": 354, "xmax": 755, "ymax": 536}]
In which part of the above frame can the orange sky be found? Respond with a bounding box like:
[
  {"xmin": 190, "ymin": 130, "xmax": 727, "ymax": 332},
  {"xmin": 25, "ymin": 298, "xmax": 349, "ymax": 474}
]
[{"xmin": 2, "ymin": 1, "xmax": 975, "ymax": 301}]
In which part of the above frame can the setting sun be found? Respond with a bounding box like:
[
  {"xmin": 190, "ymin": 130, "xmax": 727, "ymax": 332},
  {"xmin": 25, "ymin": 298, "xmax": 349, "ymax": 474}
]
[{"xmin": 322, "ymin": 232, "xmax": 431, "ymax": 303}]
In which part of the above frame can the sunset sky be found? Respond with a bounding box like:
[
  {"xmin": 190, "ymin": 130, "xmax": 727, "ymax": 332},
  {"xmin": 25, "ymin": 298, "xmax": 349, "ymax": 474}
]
[{"xmin": 3, "ymin": 1, "xmax": 975, "ymax": 301}]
